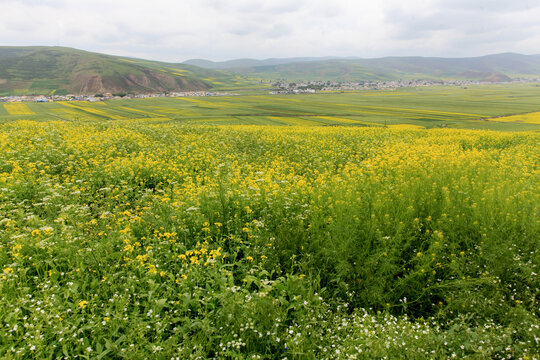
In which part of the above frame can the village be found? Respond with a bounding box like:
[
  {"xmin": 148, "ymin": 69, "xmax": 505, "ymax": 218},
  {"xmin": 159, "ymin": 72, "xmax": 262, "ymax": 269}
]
[
  {"xmin": 269, "ymin": 77, "xmax": 540, "ymax": 94},
  {"xmin": 0, "ymin": 91, "xmax": 238, "ymax": 103}
]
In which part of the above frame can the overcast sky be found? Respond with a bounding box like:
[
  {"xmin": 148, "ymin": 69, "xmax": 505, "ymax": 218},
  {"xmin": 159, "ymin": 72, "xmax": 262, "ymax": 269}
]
[{"xmin": 1, "ymin": 0, "xmax": 540, "ymax": 62}]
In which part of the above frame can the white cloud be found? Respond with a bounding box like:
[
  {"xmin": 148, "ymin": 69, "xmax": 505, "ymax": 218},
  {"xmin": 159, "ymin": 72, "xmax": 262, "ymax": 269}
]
[{"xmin": 0, "ymin": 0, "xmax": 538, "ymax": 61}]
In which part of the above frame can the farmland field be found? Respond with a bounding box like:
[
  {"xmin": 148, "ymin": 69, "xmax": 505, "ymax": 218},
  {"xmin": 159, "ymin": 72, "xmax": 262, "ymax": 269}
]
[
  {"xmin": 1, "ymin": 84, "xmax": 540, "ymax": 130},
  {"xmin": 0, "ymin": 86, "xmax": 539, "ymax": 359}
]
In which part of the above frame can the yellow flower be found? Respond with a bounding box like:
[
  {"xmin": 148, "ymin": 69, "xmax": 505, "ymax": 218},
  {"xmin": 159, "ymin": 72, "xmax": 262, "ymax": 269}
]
[{"xmin": 78, "ymin": 300, "xmax": 88, "ymax": 309}]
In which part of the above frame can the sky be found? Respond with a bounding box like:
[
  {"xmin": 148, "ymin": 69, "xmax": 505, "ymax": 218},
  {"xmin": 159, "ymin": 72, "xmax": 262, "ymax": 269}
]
[{"xmin": 1, "ymin": 0, "xmax": 540, "ymax": 62}]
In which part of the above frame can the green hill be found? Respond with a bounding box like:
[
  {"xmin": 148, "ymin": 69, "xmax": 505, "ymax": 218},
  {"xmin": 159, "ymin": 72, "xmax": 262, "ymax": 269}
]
[
  {"xmin": 0, "ymin": 47, "xmax": 240, "ymax": 96},
  {"xmin": 185, "ymin": 53, "xmax": 540, "ymax": 81}
]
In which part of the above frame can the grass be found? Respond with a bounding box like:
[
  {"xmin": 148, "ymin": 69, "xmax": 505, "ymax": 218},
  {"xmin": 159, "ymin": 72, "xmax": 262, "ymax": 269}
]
[
  {"xmin": 1, "ymin": 84, "xmax": 540, "ymax": 130},
  {"xmin": 0, "ymin": 118, "xmax": 538, "ymax": 359}
]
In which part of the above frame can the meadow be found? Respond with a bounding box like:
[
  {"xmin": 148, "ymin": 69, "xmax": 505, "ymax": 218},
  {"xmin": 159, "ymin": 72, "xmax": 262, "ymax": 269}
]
[{"xmin": 0, "ymin": 86, "xmax": 539, "ymax": 359}]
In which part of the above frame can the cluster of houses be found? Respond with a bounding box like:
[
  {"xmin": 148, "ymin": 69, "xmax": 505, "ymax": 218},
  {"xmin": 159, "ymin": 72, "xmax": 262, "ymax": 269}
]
[
  {"xmin": 269, "ymin": 88, "xmax": 317, "ymax": 95},
  {"xmin": 269, "ymin": 77, "xmax": 540, "ymax": 94},
  {"xmin": 0, "ymin": 91, "xmax": 238, "ymax": 103}
]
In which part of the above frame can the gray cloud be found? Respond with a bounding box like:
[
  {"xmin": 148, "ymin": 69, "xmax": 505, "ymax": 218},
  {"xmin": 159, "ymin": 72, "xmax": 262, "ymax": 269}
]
[
  {"xmin": 384, "ymin": 1, "xmax": 540, "ymax": 56},
  {"xmin": 435, "ymin": 0, "xmax": 540, "ymax": 13},
  {"xmin": 200, "ymin": 0, "xmax": 306, "ymax": 14},
  {"xmin": 0, "ymin": 0, "xmax": 539, "ymax": 61}
]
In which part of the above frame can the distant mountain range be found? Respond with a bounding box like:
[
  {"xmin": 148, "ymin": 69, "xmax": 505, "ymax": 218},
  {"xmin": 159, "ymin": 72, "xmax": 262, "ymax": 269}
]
[
  {"xmin": 1, "ymin": 47, "xmax": 540, "ymax": 96},
  {"xmin": 184, "ymin": 53, "xmax": 540, "ymax": 82},
  {"xmin": 0, "ymin": 46, "xmax": 233, "ymax": 96},
  {"xmin": 183, "ymin": 57, "xmax": 353, "ymax": 69}
]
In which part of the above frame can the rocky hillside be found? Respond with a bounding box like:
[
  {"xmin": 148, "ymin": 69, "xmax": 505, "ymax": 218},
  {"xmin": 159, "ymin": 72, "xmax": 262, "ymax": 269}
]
[{"xmin": 0, "ymin": 47, "xmax": 226, "ymax": 95}]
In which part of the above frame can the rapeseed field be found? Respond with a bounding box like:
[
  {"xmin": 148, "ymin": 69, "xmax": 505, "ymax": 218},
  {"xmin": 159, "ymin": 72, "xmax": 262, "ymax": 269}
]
[
  {"xmin": 3, "ymin": 103, "xmax": 34, "ymax": 115},
  {"xmin": 2, "ymin": 84, "xmax": 540, "ymax": 131},
  {"xmin": 492, "ymin": 111, "xmax": 540, "ymax": 124},
  {"xmin": 0, "ymin": 119, "xmax": 538, "ymax": 358}
]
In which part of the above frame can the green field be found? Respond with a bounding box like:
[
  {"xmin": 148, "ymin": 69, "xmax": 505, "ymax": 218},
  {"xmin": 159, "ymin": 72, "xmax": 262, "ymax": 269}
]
[{"xmin": 2, "ymin": 84, "xmax": 540, "ymax": 130}]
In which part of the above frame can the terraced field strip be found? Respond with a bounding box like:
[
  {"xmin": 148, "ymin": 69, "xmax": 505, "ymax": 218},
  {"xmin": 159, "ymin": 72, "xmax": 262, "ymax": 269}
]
[
  {"xmin": 360, "ymin": 104, "xmax": 488, "ymax": 118},
  {"xmin": 487, "ymin": 111, "xmax": 540, "ymax": 124},
  {"xmin": 314, "ymin": 116, "xmax": 380, "ymax": 126},
  {"xmin": 358, "ymin": 92, "xmax": 420, "ymax": 97},
  {"xmin": 0, "ymin": 105, "xmax": 9, "ymax": 116},
  {"xmin": 388, "ymin": 124, "xmax": 426, "ymax": 129},
  {"xmin": 267, "ymin": 116, "xmax": 324, "ymax": 126},
  {"xmin": 49, "ymin": 108, "xmax": 93, "ymax": 120},
  {"xmin": 177, "ymin": 98, "xmax": 228, "ymax": 108},
  {"xmin": 147, "ymin": 106, "xmax": 201, "ymax": 117},
  {"xmin": 186, "ymin": 118, "xmax": 237, "ymax": 124},
  {"xmin": 59, "ymin": 101, "xmax": 127, "ymax": 120},
  {"xmin": 334, "ymin": 103, "xmax": 486, "ymax": 120},
  {"xmin": 3, "ymin": 103, "xmax": 35, "ymax": 115},
  {"xmin": 246, "ymin": 95, "xmax": 303, "ymax": 103},
  {"xmin": 332, "ymin": 104, "xmax": 439, "ymax": 120},
  {"xmin": 114, "ymin": 106, "xmax": 165, "ymax": 118}
]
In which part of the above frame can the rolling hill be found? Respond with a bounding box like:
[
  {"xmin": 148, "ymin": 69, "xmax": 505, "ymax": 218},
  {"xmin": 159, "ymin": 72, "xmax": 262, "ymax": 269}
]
[
  {"xmin": 184, "ymin": 53, "xmax": 540, "ymax": 82},
  {"xmin": 0, "ymin": 47, "xmax": 239, "ymax": 96}
]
